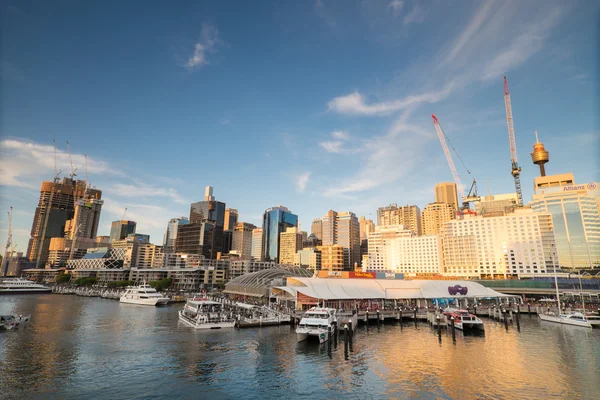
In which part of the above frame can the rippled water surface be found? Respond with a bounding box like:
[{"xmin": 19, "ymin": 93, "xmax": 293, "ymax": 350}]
[{"xmin": 1, "ymin": 295, "xmax": 599, "ymax": 399}]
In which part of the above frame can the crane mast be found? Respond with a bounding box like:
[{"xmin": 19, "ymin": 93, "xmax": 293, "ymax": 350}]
[
  {"xmin": 2, "ymin": 207, "xmax": 13, "ymax": 276},
  {"xmin": 504, "ymin": 76, "xmax": 523, "ymax": 207}
]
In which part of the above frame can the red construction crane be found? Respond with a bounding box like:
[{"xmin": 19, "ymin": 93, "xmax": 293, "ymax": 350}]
[
  {"xmin": 432, "ymin": 114, "xmax": 479, "ymax": 212},
  {"xmin": 503, "ymin": 76, "xmax": 523, "ymax": 207}
]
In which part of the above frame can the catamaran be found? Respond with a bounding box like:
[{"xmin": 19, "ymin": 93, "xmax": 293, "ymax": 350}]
[
  {"xmin": 538, "ymin": 272, "xmax": 592, "ymax": 328},
  {"xmin": 296, "ymin": 307, "xmax": 337, "ymax": 344}
]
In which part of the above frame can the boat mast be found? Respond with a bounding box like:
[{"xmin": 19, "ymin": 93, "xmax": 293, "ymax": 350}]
[{"xmin": 553, "ymin": 269, "xmax": 561, "ymax": 315}]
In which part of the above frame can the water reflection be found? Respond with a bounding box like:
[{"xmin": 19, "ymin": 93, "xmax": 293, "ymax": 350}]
[{"xmin": 1, "ymin": 295, "xmax": 599, "ymax": 400}]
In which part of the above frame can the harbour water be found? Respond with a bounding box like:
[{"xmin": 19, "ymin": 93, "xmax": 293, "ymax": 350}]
[{"xmin": 1, "ymin": 295, "xmax": 599, "ymax": 400}]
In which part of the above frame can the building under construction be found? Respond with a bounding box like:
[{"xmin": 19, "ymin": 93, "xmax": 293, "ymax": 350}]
[{"xmin": 26, "ymin": 177, "xmax": 103, "ymax": 268}]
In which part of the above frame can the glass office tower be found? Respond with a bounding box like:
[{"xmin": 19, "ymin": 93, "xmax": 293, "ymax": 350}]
[{"xmin": 262, "ymin": 206, "xmax": 298, "ymax": 263}]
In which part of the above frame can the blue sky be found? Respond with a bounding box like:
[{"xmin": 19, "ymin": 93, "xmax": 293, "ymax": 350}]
[{"xmin": 1, "ymin": 0, "xmax": 599, "ymax": 252}]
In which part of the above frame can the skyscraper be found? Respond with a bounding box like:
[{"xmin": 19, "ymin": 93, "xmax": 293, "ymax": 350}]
[
  {"xmin": 377, "ymin": 204, "xmax": 422, "ymax": 236},
  {"xmin": 530, "ymin": 173, "xmax": 600, "ymax": 269},
  {"xmin": 279, "ymin": 227, "xmax": 303, "ymax": 265},
  {"xmin": 110, "ymin": 220, "xmax": 137, "ymax": 242},
  {"xmin": 359, "ymin": 216, "xmax": 375, "ymax": 242},
  {"xmin": 435, "ymin": 182, "xmax": 459, "ymax": 210},
  {"xmin": 251, "ymin": 228, "xmax": 263, "ymax": 261},
  {"xmin": 224, "ymin": 208, "xmax": 238, "ymax": 231},
  {"xmin": 65, "ymin": 189, "xmax": 103, "ymax": 240},
  {"xmin": 26, "ymin": 177, "xmax": 91, "ymax": 267},
  {"xmin": 176, "ymin": 186, "xmax": 226, "ymax": 259},
  {"xmin": 422, "ymin": 202, "xmax": 455, "ymax": 235},
  {"xmin": 231, "ymin": 222, "xmax": 256, "ymax": 259},
  {"xmin": 163, "ymin": 217, "xmax": 190, "ymax": 253},
  {"xmin": 322, "ymin": 210, "xmax": 360, "ymax": 270},
  {"xmin": 311, "ymin": 218, "xmax": 323, "ymax": 240},
  {"xmin": 262, "ymin": 206, "xmax": 298, "ymax": 263}
]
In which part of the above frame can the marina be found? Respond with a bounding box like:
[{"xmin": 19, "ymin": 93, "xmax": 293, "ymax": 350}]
[{"xmin": 1, "ymin": 293, "xmax": 599, "ymax": 400}]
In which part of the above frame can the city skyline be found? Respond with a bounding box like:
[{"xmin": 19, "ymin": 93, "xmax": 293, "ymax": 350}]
[{"xmin": 1, "ymin": 0, "xmax": 599, "ymax": 251}]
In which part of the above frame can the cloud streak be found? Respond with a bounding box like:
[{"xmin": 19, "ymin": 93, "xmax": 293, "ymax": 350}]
[
  {"xmin": 186, "ymin": 24, "xmax": 221, "ymax": 69},
  {"xmin": 110, "ymin": 183, "xmax": 188, "ymax": 204},
  {"xmin": 296, "ymin": 172, "xmax": 310, "ymax": 193}
]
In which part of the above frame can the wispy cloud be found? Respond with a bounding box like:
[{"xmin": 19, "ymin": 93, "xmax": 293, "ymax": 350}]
[
  {"xmin": 296, "ymin": 172, "xmax": 311, "ymax": 193},
  {"xmin": 315, "ymin": 0, "xmax": 336, "ymax": 28},
  {"xmin": 319, "ymin": 130, "xmax": 360, "ymax": 154},
  {"xmin": 403, "ymin": 3, "xmax": 427, "ymax": 25},
  {"xmin": 185, "ymin": 24, "xmax": 221, "ymax": 70},
  {"xmin": 327, "ymin": 81, "xmax": 455, "ymax": 116},
  {"xmin": 388, "ymin": 0, "xmax": 404, "ymax": 16},
  {"xmin": 110, "ymin": 183, "xmax": 188, "ymax": 204}
]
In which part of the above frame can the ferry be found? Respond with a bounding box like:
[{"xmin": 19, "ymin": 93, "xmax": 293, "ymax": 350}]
[
  {"xmin": 0, "ymin": 278, "xmax": 52, "ymax": 294},
  {"xmin": 119, "ymin": 284, "xmax": 169, "ymax": 306},
  {"xmin": 234, "ymin": 302, "xmax": 291, "ymax": 327},
  {"xmin": 296, "ymin": 307, "xmax": 337, "ymax": 344},
  {"xmin": 443, "ymin": 308, "xmax": 485, "ymax": 331},
  {"xmin": 178, "ymin": 297, "xmax": 236, "ymax": 329}
]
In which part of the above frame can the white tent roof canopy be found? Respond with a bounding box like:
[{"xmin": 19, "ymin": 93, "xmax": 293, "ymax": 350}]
[{"xmin": 279, "ymin": 278, "xmax": 515, "ymax": 300}]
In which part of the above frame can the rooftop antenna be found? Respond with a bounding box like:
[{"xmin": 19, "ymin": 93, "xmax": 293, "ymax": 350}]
[
  {"xmin": 65, "ymin": 141, "xmax": 77, "ymax": 180},
  {"xmin": 52, "ymin": 139, "xmax": 61, "ymax": 182},
  {"xmin": 486, "ymin": 179, "xmax": 492, "ymax": 197},
  {"xmin": 122, "ymin": 207, "xmax": 128, "ymax": 220}
]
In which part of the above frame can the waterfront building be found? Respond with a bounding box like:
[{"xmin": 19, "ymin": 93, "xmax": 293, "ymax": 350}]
[
  {"xmin": 223, "ymin": 208, "xmax": 238, "ymax": 231},
  {"xmin": 2, "ymin": 252, "xmax": 35, "ymax": 277},
  {"xmin": 279, "ymin": 227, "xmax": 304, "ymax": 265},
  {"xmin": 322, "ymin": 210, "xmax": 361, "ymax": 270},
  {"xmin": 474, "ymin": 193, "xmax": 518, "ymax": 217},
  {"xmin": 231, "ymin": 222, "xmax": 256, "ymax": 259},
  {"xmin": 422, "ymin": 202, "xmax": 455, "ymax": 236},
  {"xmin": 26, "ymin": 177, "xmax": 90, "ymax": 267},
  {"xmin": 162, "ymin": 217, "xmax": 189, "ymax": 253},
  {"xmin": 46, "ymin": 236, "xmax": 111, "ymax": 268},
  {"xmin": 262, "ymin": 206, "xmax": 298, "ymax": 263},
  {"xmin": 441, "ymin": 208, "xmax": 559, "ymax": 278},
  {"xmin": 320, "ymin": 244, "xmax": 345, "ymax": 272},
  {"xmin": 224, "ymin": 265, "xmax": 313, "ymax": 299},
  {"xmin": 386, "ymin": 235, "xmax": 443, "ymax": 275},
  {"xmin": 111, "ymin": 234, "xmax": 150, "ymax": 269},
  {"xmin": 529, "ymin": 173, "xmax": 600, "ymax": 269},
  {"xmin": 311, "ymin": 218, "xmax": 323, "ymax": 240},
  {"xmin": 110, "ymin": 220, "xmax": 136, "ymax": 242},
  {"xmin": 366, "ymin": 225, "xmax": 414, "ymax": 271},
  {"xmin": 251, "ymin": 228, "xmax": 263, "ymax": 261},
  {"xmin": 135, "ymin": 244, "xmax": 164, "ymax": 269},
  {"xmin": 228, "ymin": 260, "xmax": 294, "ymax": 281},
  {"xmin": 435, "ymin": 182, "xmax": 459, "ymax": 211},
  {"xmin": 377, "ymin": 204, "xmax": 422, "ymax": 236},
  {"xmin": 67, "ymin": 247, "xmax": 126, "ymax": 270},
  {"xmin": 294, "ymin": 248, "xmax": 321, "ymax": 271}
]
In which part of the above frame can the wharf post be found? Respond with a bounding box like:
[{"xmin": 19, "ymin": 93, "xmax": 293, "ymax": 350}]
[
  {"xmin": 503, "ymin": 309, "xmax": 509, "ymax": 331},
  {"xmin": 377, "ymin": 310, "xmax": 380, "ymax": 329},
  {"xmin": 344, "ymin": 324, "xmax": 349, "ymax": 360},
  {"xmin": 473, "ymin": 305, "xmax": 477, "ymax": 317},
  {"xmin": 333, "ymin": 320, "xmax": 338, "ymax": 348},
  {"xmin": 450, "ymin": 317, "xmax": 456, "ymax": 343},
  {"xmin": 414, "ymin": 308, "xmax": 418, "ymax": 327},
  {"xmin": 366, "ymin": 311, "xmax": 369, "ymax": 329},
  {"xmin": 515, "ymin": 308, "xmax": 521, "ymax": 332},
  {"xmin": 349, "ymin": 321, "xmax": 353, "ymax": 352}
]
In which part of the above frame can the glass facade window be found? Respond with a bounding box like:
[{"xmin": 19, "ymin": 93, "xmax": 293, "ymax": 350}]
[{"xmin": 262, "ymin": 207, "xmax": 298, "ymax": 263}]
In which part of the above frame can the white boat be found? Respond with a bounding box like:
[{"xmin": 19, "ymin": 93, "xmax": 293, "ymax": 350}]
[
  {"xmin": 585, "ymin": 314, "xmax": 600, "ymax": 328},
  {"xmin": 539, "ymin": 312, "xmax": 592, "ymax": 328},
  {"xmin": 0, "ymin": 278, "xmax": 52, "ymax": 294},
  {"xmin": 234, "ymin": 302, "xmax": 291, "ymax": 327},
  {"xmin": 443, "ymin": 308, "xmax": 485, "ymax": 331},
  {"xmin": 178, "ymin": 298, "xmax": 236, "ymax": 329},
  {"xmin": 119, "ymin": 284, "xmax": 169, "ymax": 306},
  {"xmin": 296, "ymin": 307, "xmax": 337, "ymax": 344}
]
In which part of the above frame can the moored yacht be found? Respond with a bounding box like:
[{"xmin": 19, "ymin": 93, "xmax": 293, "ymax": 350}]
[
  {"xmin": 296, "ymin": 307, "xmax": 337, "ymax": 344},
  {"xmin": 585, "ymin": 313, "xmax": 600, "ymax": 328},
  {"xmin": 443, "ymin": 308, "xmax": 485, "ymax": 331},
  {"xmin": 119, "ymin": 284, "xmax": 169, "ymax": 306},
  {"xmin": 0, "ymin": 278, "xmax": 52, "ymax": 294},
  {"xmin": 178, "ymin": 298, "xmax": 236, "ymax": 329},
  {"xmin": 539, "ymin": 312, "xmax": 592, "ymax": 328}
]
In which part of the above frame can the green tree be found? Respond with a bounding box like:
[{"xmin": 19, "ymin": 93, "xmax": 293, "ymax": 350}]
[
  {"xmin": 149, "ymin": 278, "xmax": 172, "ymax": 292},
  {"xmin": 56, "ymin": 273, "xmax": 72, "ymax": 284}
]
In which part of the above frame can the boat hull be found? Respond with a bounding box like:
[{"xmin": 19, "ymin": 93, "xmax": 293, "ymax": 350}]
[
  {"xmin": 455, "ymin": 321, "xmax": 485, "ymax": 331},
  {"xmin": 0, "ymin": 288, "xmax": 52, "ymax": 294},
  {"xmin": 539, "ymin": 313, "xmax": 592, "ymax": 328},
  {"xmin": 296, "ymin": 328, "xmax": 329, "ymax": 344},
  {"xmin": 178, "ymin": 311, "xmax": 236, "ymax": 330},
  {"xmin": 120, "ymin": 297, "xmax": 169, "ymax": 306}
]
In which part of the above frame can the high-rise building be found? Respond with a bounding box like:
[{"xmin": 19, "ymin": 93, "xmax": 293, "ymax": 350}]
[
  {"xmin": 377, "ymin": 204, "xmax": 422, "ymax": 236},
  {"xmin": 435, "ymin": 182, "xmax": 459, "ymax": 210},
  {"xmin": 386, "ymin": 235, "xmax": 443, "ymax": 275},
  {"xmin": 359, "ymin": 216, "xmax": 375, "ymax": 242},
  {"xmin": 262, "ymin": 206, "xmax": 298, "ymax": 263},
  {"xmin": 366, "ymin": 225, "xmax": 414, "ymax": 271},
  {"xmin": 422, "ymin": 202, "xmax": 455, "ymax": 236},
  {"xmin": 251, "ymin": 228, "xmax": 263, "ymax": 261},
  {"xmin": 222, "ymin": 230, "xmax": 233, "ymax": 254},
  {"xmin": 442, "ymin": 208, "xmax": 559, "ymax": 277},
  {"xmin": 530, "ymin": 174, "xmax": 600, "ymax": 269},
  {"xmin": 279, "ymin": 227, "xmax": 303, "ymax": 265},
  {"xmin": 135, "ymin": 244, "xmax": 164, "ymax": 269},
  {"xmin": 176, "ymin": 186, "xmax": 226, "ymax": 259},
  {"xmin": 474, "ymin": 193, "xmax": 518, "ymax": 217},
  {"xmin": 311, "ymin": 218, "xmax": 323, "ymax": 240},
  {"xmin": 112, "ymin": 234, "xmax": 151, "ymax": 269},
  {"xmin": 163, "ymin": 217, "xmax": 189, "ymax": 253},
  {"xmin": 65, "ymin": 189, "xmax": 103, "ymax": 240},
  {"xmin": 321, "ymin": 244, "xmax": 345, "ymax": 271},
  {"xmin": 303, "ymin": 233, "xmax": 321, "ymax": 249},
  {"xmin": 231, "ymin": 222, "xmax": 256, "ymax": 259},
  {"xmin": 26, "ymin": 177, "xmax": 91, "ymax": 267},
  {"xmin": 322, "ymin": 210, "xmax": 360, "ymax": 270},
  {"xmin": 110, "ymin": 220, "xmax": 137, "ymax": 242},
  {"xmin": 224, "ymin": 208, "xmax": 239, "ymax": 231},
  {"xmin": 294, "ymin": 248, "xmax": 321, "ymax": 271}
]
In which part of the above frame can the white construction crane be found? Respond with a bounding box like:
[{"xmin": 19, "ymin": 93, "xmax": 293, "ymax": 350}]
[
  {"xmin": 2, "ymin": 207, "xmax": 13, "ymax": 276},
  {"xmin": 52, "ymin": 139, "xmax": 61, "ymax": 183},
  {"xmin": 503, "ymin": 76, "xmax": 523, "ymax": 207},
  {"xmin": 432, "ymin": 114, "xmax": 479, "ymax": 212},
  {"xmin": 65, "ymin": 141, "xmax": 78, "ymax": 180}
]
